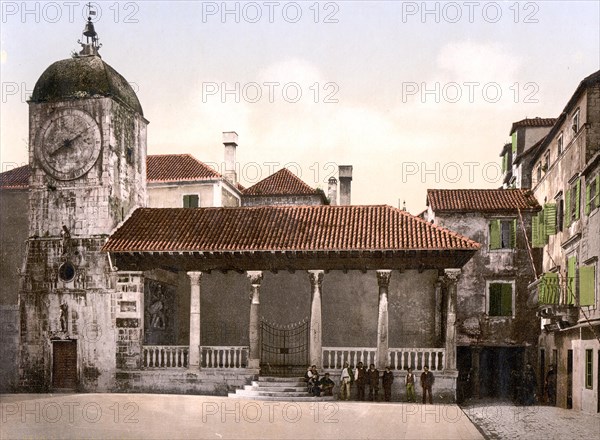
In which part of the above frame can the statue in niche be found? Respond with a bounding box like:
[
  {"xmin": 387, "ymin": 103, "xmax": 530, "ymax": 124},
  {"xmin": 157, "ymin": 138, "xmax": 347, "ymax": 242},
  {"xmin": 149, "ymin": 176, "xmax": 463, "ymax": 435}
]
[
  {"xmin": 60, "ymin": 302, "xmax": 69, "ymax": 333},
  {"xmin": 149, "ymin": 286, "xmax": 166, "ymax": 329},
  {"xmin": 60, "ymin": 225, "xmax": 72, "ymax": 257}
]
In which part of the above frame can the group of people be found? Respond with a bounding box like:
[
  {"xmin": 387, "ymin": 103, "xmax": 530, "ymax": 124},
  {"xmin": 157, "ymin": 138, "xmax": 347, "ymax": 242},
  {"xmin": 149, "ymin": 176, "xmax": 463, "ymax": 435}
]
[
  {"xmin": 305, "ymin": 365, "xmax": 336, "ymax": 397},
  {"xmin": 338, "ymin": 362, "xmax": 436, "ymax": 403}
]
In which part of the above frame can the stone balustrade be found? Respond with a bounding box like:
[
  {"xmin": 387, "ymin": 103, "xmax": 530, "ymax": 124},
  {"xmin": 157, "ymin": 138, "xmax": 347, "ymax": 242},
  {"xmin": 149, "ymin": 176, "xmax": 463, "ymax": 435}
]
[
  {"xmin": 322, "ymin": 347, "xmax": 377, "ymax": 369},
  {"xmin": 201, "ymin": 346, "xmax": 249, "ymax": 369},
  {"xmin": 322, "ymin": 347, "xmax": 445, "ymax": 371},
  {"xmin": 143, "ymin": 345, "xmax": 188, "ymax": 368},
  {"xmin": 388, "ymin": 348, "xmax": 445, "ymax": 371}
]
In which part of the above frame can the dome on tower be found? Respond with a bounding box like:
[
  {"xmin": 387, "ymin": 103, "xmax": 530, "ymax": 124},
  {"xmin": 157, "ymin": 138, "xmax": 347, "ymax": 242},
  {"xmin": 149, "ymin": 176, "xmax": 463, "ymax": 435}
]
[{"xmin": 30, "ymin": 55, "xmax": 143, "ymax": 115}]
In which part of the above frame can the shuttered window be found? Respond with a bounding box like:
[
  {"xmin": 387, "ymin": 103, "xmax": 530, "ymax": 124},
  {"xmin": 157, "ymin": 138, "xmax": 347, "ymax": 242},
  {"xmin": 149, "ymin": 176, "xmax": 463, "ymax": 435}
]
[
  {"xmin": 567, "ymin": 256, "xmax": 577, "ymax": 305},
  {"xmin": 512, "ymin": 132, "xmax": 517, "ymax": 154},
  {"xmin": 579, "ymin": 265, "xmax": 596, "ymax": 307},
  {"xmin": 183, "ymin": 194, "xmax": 199, "ymax": 208},
  {"xmin": 585, "ymin": 175, "xmax": 599, "ymax": 215},
  {"xmin": 544, "ymin": 203, "xmax": 557, "ymax": 235},
  {"xmin": 489, "ymin": 219, "xmax": 516, "ymax": 250},
  {"xmin": 489, "ymin": 283, "xmax": 513, "ymax": 316}
]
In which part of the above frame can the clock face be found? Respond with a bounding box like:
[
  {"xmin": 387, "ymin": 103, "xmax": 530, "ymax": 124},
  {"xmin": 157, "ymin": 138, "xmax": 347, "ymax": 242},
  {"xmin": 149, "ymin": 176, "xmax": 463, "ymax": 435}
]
[{"xmin": 36, "ymin": 108, "xmax": 102, "ymax": 180}]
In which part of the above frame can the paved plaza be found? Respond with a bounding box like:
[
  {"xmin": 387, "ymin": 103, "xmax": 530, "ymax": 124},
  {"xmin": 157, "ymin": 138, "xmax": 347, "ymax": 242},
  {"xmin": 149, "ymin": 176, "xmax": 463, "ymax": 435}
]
[
  {"xmin": 2, "ymin": 394, "xmax": 599, "ymax": 439},
  {"xmin": 461, "ymin": 399, "xmax": 600, "ymax": 440}
]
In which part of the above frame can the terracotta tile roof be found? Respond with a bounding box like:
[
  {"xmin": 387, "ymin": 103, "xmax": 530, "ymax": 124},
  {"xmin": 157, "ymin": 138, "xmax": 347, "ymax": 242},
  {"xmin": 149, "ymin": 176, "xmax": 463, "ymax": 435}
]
[
  {"xmin": 427, "ymin": 189, "xmax": 540, "ymax": 212},
  {"xmin": 103, "ymin": 205, "xmax": 480, "ymax": 253},
  {"xmin": 244, "ymin": 168, "xmax": 319, "ymax": 196},
  {"xmin": 147, "ymin": 154, "xmax": 222, "ymax": 182},
  {"xmin": 0, "ymin": 165, "xmax": 30, "ymax": 189},
  {"xmin": 510, "ymin": 117, "xmax": 557, "ymax": 134}
]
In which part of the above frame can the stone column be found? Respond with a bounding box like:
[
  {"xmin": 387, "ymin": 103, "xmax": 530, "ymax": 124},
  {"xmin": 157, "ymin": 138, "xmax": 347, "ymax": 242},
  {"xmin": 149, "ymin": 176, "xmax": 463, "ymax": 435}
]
[
  {"xmin": 444, "ymin": 269, "xmax": 461, "ymax": 371},
  {"xmin": 247, "ymin": 271, "xmax": 263, "ymax": 369},
  {"xmin": 471, "ymin": 347, "xmax": 481, "ymax": 399},
  {"xmin": 376, "ymin": 270, "xmax": 392, "ymax": 369},
  {"xmin": 308, "ymin": 270, "xmax": 324, "ymax": 368},
  {"xmin": 187, "ymin": 271, "xmax": 203, "ymax": 369},
  {"xmin": 434, "ymin": 276, "xmax": 443, "ymax": 346}
]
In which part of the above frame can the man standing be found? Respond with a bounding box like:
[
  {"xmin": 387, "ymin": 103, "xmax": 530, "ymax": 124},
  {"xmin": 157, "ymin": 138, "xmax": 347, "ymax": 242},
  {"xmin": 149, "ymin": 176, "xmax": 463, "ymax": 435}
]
[
  {"xmin": 405, "ymin": 367, "xmax": 416, "ymax": 402},
  {"xmin": 545, "ymin": 364, "xmax": 556, "ymax": 405},
  {"xmin": 367, "ymin": 364, "xmax": 380, "ymax": 401},
  {"xmin": 523, "ymin": 363, "xmax": 537, "ymax": 406},
  {"xmin": 382, "ymin": 366, "xmax": 394, "ymax": 402},
  {"xmin": 339, "ymin": 361, "xmax": 354, "ymax": 401},
  {"xmin": 354, "ymin": 362, "xmax": 367, "ymax": 401},
  {"xmin": 420, "ymin": 366, "xmax": 434, "ymax": 404}
]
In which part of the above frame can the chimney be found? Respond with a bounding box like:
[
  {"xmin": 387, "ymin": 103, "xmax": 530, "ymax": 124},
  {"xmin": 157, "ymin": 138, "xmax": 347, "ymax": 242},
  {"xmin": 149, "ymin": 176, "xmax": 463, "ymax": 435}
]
[
  {"xmin": 328, "ymin": 177, "xmax": 338, "ymax": 205},
  {"xmin": 223, "ymin": 131, "xmax": 238, "ymax": 186},
  {"xmin": 338, "ymin": 165, "xmax": 352, "ymax": 205}
]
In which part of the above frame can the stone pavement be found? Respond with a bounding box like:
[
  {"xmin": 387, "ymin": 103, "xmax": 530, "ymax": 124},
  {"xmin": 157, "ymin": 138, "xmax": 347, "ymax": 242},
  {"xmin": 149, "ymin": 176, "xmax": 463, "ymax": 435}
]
[
  {"xmin": 460, "ymin": 399, "xmax": 600, "ymax": 440},
  {"xmin": 1, "ymin": 393, "xmax": 482, "ymax": 440}
]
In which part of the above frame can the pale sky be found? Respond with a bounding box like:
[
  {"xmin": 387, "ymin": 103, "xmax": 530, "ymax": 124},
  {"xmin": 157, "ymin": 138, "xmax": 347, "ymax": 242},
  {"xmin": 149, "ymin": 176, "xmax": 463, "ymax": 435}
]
[{"xmin": 1, "ymin": 1, "xmax": 599, "ymax": 212}]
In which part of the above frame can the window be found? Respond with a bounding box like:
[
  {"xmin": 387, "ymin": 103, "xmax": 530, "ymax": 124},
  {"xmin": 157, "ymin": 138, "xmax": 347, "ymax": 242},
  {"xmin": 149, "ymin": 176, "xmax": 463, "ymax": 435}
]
[
  {"xmin": 564, "ymin": 178, "xmax": 581, "ymax": 227},
  {"xmin": 585, "ymin": 175, "xmax": 599, "ymax": 215},
  {"xmin": 557, "ymin": 197, "xmax": 564, "ymax": 232},
  {"xmin": 488, "ymin": 282, "xmax": 513, "ymax": 316},
  {"xmin": 489, "ymin": 219, "xmax": 516, "ymax": 250},
  {"xmin": 532, "ymin": 204, "xmax": 556, "ymax": 248},
  {"xmin": 566, "ymin": 255, "xmax": 577, "ymax": 306},
  {"xmin": 183, "ymin": 194, "xmax": 199, "ymax": 208},
  {"xmin": 572, "ymin": 109, "xmax": 580, "ymax": 134},
  {"xmin": 536, "ymin": 165, "xmax": 542, "ymax": 184},
  {"xmin": 538, "ymin": 272, "xmax": 559, "ymax": 304},
  {"xmin": 543, "ymin": 151, "xmax": 550, "ymax": 172},
  {"xmin": 580, "ymin": 265, "xmax": 596, "ymax": 307},
  {"xmin": 585, "ymin": 349, "xmax": 593, "ymax": 389},
  {"xmin": 512, "ymin": 131, "xmax": 518, "ymax": 154},
  {"xmin": 557, "ymin": 132, "xmax": 564, "ymax": 155}
]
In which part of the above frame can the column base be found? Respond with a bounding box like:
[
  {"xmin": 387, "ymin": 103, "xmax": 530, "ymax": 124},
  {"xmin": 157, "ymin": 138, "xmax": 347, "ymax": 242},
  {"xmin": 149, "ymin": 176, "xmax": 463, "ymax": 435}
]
[{"xmin": 248, "ymin": 359, "xmax": 260, "ymax": 369}]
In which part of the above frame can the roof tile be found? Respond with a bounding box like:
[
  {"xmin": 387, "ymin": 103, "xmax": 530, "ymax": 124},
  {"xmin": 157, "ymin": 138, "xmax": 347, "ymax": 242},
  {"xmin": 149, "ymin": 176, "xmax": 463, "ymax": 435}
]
[
  {"xmin": 244, "ymin": 168, "xmax": 319, "ymax": 196},
  {"xmin": 103, "ymin": 205, "xmax": 481, "ymax": 252},
  {"xmin": 147, "ymin": 154, "xmax": 222, "ymax": 182},
  {"xmin": 0, "ymin": 165, "xmax": 30, "ymax": 189},
  {"xmin": 427, "ymin": 189, "xmax": 540, "ymax": 212}
]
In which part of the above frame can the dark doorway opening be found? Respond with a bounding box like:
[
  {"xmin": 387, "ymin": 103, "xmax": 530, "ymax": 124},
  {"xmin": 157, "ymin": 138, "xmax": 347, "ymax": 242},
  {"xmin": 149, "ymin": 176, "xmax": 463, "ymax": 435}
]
[
  {"xmin": 52, "ymin": 340, "xmax": 77, "ymax": 390},
  {"xmin": 478, "ymin": 347, "xmax": 524, "ymax": 398}
]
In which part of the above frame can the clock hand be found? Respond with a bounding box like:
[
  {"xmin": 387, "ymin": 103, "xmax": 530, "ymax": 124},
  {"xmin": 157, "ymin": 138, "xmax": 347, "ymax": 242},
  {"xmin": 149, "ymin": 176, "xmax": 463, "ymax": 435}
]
[{"xmin": 49, "ymin": 139, "xmax": 73, "ymax": 157}]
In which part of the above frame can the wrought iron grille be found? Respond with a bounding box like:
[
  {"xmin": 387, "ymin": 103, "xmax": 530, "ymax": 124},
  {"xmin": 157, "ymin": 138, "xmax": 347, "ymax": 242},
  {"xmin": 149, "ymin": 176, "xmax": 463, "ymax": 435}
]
[{"xmin": 260, "ymin": 317, "xmax": 309, "ymax": 367}]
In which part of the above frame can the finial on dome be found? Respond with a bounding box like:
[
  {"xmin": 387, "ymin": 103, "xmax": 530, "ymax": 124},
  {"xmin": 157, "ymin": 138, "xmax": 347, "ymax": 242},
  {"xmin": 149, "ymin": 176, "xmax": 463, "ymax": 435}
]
[{"xmin": 76, "ymin": 3, "xmax": 102, "ymax": 57}]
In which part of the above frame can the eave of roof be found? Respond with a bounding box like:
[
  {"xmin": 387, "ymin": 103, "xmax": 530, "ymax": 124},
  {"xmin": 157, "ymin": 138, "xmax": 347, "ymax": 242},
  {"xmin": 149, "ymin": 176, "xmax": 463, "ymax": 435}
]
[{"xmin": 426, "ymin": 189, "xmax": 540, "ymax": 213}]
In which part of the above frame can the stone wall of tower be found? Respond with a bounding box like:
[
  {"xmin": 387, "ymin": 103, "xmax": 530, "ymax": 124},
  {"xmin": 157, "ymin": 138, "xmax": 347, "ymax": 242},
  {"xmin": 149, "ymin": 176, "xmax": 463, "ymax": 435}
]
[{"xmin": 28, "ymin": 97, "xmax": 147, "ymax": 238}]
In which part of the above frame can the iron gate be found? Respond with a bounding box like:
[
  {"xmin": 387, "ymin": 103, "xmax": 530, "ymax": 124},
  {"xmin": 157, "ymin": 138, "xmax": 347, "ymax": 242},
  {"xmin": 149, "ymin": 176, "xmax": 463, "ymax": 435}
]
[{"xmin": 260, "ymin": 317, "xmax": 309, "ymax": 367}]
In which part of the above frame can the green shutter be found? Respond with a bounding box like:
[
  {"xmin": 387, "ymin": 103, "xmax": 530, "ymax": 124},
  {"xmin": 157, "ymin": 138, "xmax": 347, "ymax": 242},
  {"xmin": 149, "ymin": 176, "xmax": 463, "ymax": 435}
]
[
  {"xmin": 511, "ymin": 219, "xmax": 517, "ymax": 248},
  {"xmin": 564, "ymin": 189, "xmax": 571, "ymax": 228},
  {"xmin": 512, "ymin": 132, "xmax": 517, "ymax": 154},
  {"xmin": 539, "ymin": 272, "xmax": 559, "ymax": 304},
  {"xmin": 544, "ymin": 203, "xmax": 557, "ymax": 236},
  {"xmin": 501, "ymin": 283, "xmax": 513, "ymax": 315},
  {"xmin": 489, "ymin": 220, "xmax": 501, "ymax": 250},
  {"xmin": 567, "ymin": 256, "xmax": 577, "ymax": 305},
  {"xmin": 531, "ymin": 215, "xmax": 540, "ymax": 247},
  {"xmin": 538, "ymin": 211, "xmax": 547, "ymax": 244},
  {"xmin": 502, "ymin": 154, "xmax": 507, "ymax": 173},
  {"xmin": 585, "ymin": 181, "xmax": 591, "ymax": 215},
  {"xmin": 579, "ymin": 265, "xmax": 595, "ymax": 306},
  {"xmin": 575, "ymin": 179, "xmax": 581, "ymax": 220}
]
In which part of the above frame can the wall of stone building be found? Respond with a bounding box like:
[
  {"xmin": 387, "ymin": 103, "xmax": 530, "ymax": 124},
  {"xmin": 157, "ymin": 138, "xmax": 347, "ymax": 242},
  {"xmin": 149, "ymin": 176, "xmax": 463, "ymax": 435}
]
[
  {"xmin": 19, "ymin": 238, "xmax": 118, "ymax": 391},
  {"xmin": 170, "ymin": 269, "xmax": 439, "ymax": 350},
  {"xmin": 221, "ymin": 187, "xmax": 240, "ymax": 207},
  {"xmin": 0, "ymin": 189, "xmax": 28, "ymax": 391},
  {"xmin": 580, "ymin": 165, "xmax": 600, "ymax": 316},
  {"xmin": 28, "ymin": 98, "xmax": 147, "ymax": 238},
  {"xmin": 435, "ymin": 213, "xmax": 540, "ymax": 349},
  {"xmin": 148, "ymin": 183, "xmax": 218, "ymax": 208},
  {"xmin": 242, "ymin": 194, "xmax": 324, "ymax": 207},
  {"xmin": 586, "ymin": 85, "xmax": 600, "ymax": 162}
]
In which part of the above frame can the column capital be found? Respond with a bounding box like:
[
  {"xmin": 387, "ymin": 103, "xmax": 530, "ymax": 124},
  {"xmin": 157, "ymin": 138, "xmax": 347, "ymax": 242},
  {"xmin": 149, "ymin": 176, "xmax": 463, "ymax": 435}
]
[
  {"xmin": 308, "ymin": 270, "xmax": 324, "ymax": 287},
  {"xmin": 246, "ymin": 271, "xmax": 263, "ymax": 285},
  {"xmin": 187, "ymin": 271, "xmax": 203, "ymax": 285},
  {"xmin": 376, "ymin": 269, "xmax": 393, "ymax": 287},
  {"xmin": 444, "ymin": 268, "xmax": 461, "ymax": 283}
]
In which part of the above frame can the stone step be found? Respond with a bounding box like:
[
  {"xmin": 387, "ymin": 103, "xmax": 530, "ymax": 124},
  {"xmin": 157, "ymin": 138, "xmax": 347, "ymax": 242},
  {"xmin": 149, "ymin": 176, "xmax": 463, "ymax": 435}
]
[
  {"xmin": 259, "ymin": 376, "xmax": 305, "ymax": 383},
  {"xmin": 246, "ymin": 385, "xmax": 307, "ymax": 392},
  {"xmin": 228, "ymin": 393, "xmax": 335, "ymax": 402},
  {"xmin": 252, "ymin": 381, "xmax": 305, "ymax": 388},
  {"xmin": 234, "ymin": 390, "xmax": 311, "ymax": 398}
]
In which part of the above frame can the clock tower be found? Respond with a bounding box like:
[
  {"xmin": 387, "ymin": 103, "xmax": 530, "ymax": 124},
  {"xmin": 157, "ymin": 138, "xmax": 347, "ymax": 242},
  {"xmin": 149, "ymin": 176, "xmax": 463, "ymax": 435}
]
[{"xmin": 20, "ymin": 14, "xmax": 148, "ymax": 391}]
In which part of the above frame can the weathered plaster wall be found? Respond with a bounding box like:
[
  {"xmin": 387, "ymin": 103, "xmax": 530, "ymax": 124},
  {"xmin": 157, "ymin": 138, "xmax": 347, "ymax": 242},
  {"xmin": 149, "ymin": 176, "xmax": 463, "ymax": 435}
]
[
  {"xmin": 242, "ymin": 194, "xmax": 324, "ymax": 207},
  {"xmin": 148, "ymin": 183, "xmax": 217, "ymax": 208},
  {"xmin": 436, "ymin": 212, "xmax": 540, "ymax": 348}
]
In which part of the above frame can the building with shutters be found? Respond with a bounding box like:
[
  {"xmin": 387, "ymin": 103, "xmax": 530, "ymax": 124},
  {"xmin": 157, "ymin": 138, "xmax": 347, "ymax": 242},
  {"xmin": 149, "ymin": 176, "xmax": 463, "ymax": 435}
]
[
  {"xmin": 526, "ymin": 70, "xmax": 600, "ymax": 413},
  {"xmin": 424, "ymin": 189, "xmax": 542, "ymax": 401}
]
